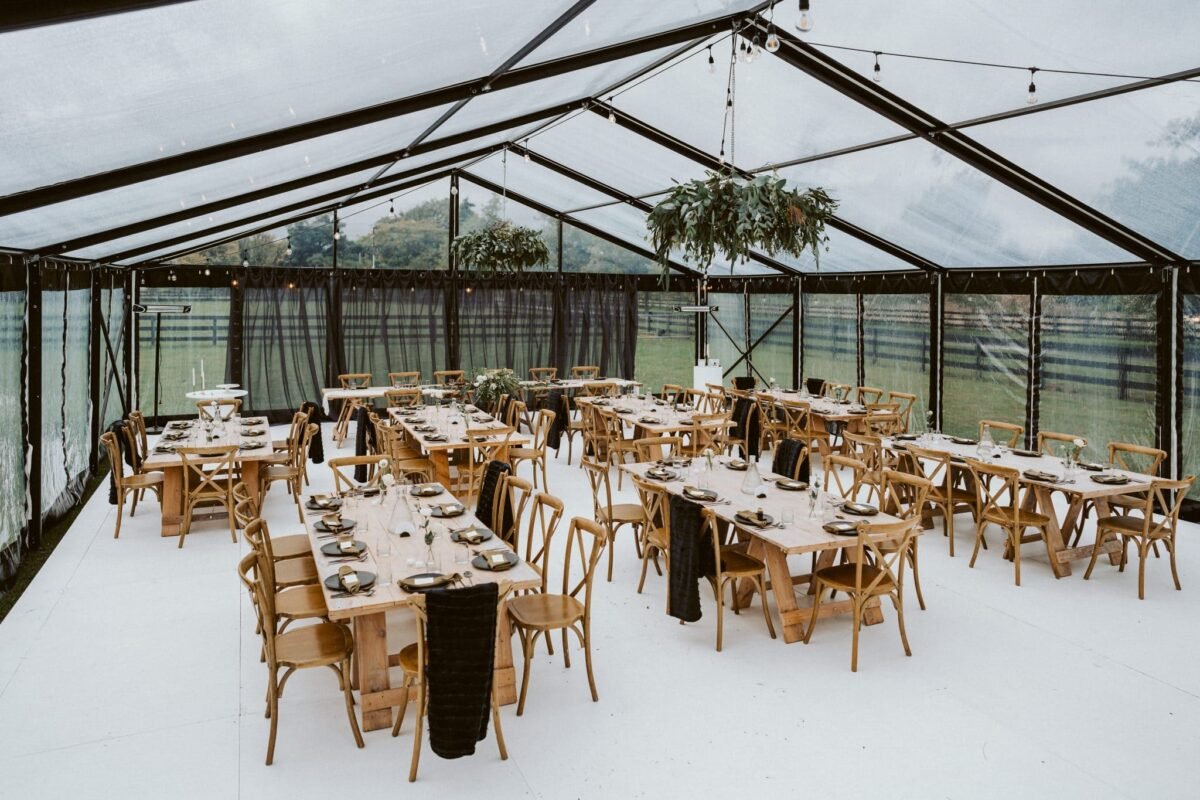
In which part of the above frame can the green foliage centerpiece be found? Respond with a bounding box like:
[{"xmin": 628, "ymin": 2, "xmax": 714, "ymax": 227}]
[
  {"xmin": 451, "ymin": 220, "xmax": 550, "ymax": 275},
  {"xmin": 646, "ymin": 172, "xmax": 838, "ymax": 279},
  {"xmin": 471, "ymin": 368, "xmax": 520, "ymax": 412}
]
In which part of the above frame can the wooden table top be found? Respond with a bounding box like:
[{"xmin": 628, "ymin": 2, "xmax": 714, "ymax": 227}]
[
  {"xmin": 757, "ymin": 389, "xmax": 868, "ymax": 421},
  {"xmin": 304, "ymin": 487, "xmax": 540, "ymax": 622},
  {"xmin": 142, "ymin": 417, "xmax": 276, "ymax": 467},
  {"xmin": 575, "ymin": 395, "xmax": 733, "ymax": 436},
  {"xmin": 387, "ymin": 406, "xmax": 530, "ymax": 452},
  {"xmin": 882, "ymin": 435, "xmax": 1154, "ymax": 499},
  {"xmin": 621, "ymin": 459, "xmax": 907, "ymax": 556},
  {"xmin": 518, "ymin": 377, "xmax": 641, "ymax": 390}
]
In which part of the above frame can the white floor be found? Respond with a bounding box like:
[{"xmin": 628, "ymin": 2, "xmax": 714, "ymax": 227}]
[{"xmin": 2, "ymin": 422, "xmax": 1199, "ymax": 800}]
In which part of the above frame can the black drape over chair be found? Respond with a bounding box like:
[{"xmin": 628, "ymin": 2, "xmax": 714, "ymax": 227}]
[
  {"xmin": 667, "ymin": 494, "xmax": 715, "ymax": 623},
  {"xmin": 425, "ymin": 582, "xmax": 499, "ymax": 759}
]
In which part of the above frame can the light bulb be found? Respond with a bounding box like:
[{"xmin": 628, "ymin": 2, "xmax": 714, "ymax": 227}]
[
  {"xmin": 608, "ymin": 109, "xmax": 616, "ymax": 123},
  {"xmin": 1026, "ymin": 69, "xmax": 1038, "ymax": 105},
  {"xmin": 388, "ymin": 200, "xmax": 395, "ymax": 216},
  {"xmin": 796, "ymin": 0, "xmax": 813, "ymax": 32},
  {"xmin": 523, "ymin": 150, "xmax": 530, "ymax": 163},
  {"xmin": 707, "ymin": 48, "xmax": 716, "ymax": 74},
  {"xmin": 873, "ymin": 53, "xmax": 882, "ymax": 83},
  {"xmin": 750, "ymin": 36, "xmax": 762, "ymax": 60},
  {"xmin": 334, "ymin": 230, "xmax": 341, "ymax": 241},
  {"xmin": 242, "ymin": 259, "xmax": 249, "ymax": 268},
  {"xmin": 285, "ymin": 247, "xmax": 292, "ymax": 257},
  {"xmin": 765, "ymin": 33, "xmax": 780, "ymax": 53}
]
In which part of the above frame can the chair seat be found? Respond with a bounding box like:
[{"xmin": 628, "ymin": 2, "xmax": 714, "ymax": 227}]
[
  {"xmin": 125, "ymin": 471, "xmax": 164, "ymax": 488},
  {"xmin": 815, "ymin": 563, "xmax": 895, "ymax": 595},
  {"xmin": 275, "ymin": 556, "xmax": 319, "ymax": 587},
  {"xmin": 508, "ymin": 447, "xmax": 543, "ymax": 460},
  {"xmin": 274, "ymin": 621, "xmax": 353, "ymax": 668},
  {"xmin": 397, "ymin": 642, "xmax": 420, "ymax": 674},
  {"xmin": 264, "ymin": 464, "xmax": 300, "ymax": 480},
  {"xmin": 719, "ymin": 548, "xmax": 766, "ymax": 577},
  {"xmin": 272, "ymin": 533, "xmax": 312, "ymax": 560},
  {"xmin": 276, "ymin": 584, "xmax": 328, "ymax": 619},
  {"xmin": 508, "ymin": 594, "xmax": 584, "ymax": 629},
  {"xmin": 601, "ymin": 503, "xmax": 645, "ymax": 526},
  {"xmin": 982, "ymin": 507, "xmax": 1051, "ymax": 527},
  {"xmin": 645, "ymin": 526, "xmax": 669, "ymax": 551},
  {"xmin": 1097, "ymin": 515, "xmax": 1153, "ymax": 535},
  {"xmin": 931, "ymin": 486, "xmax": 975, "ymax": 505}
]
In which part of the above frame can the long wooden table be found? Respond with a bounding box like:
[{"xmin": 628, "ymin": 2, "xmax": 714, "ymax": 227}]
[
  {"xmin": 759, "ymin": 389, "xmax": 870, "ymax": 456},
  {"xmin": 621, "ymin": 459, "xmax": 908, "ymax": 644},
  {"xmin": 882, "ymin": 434, "xmax": 1153, "ymax": 578},
  {"xmin": 142, "ymin": 417, "xmax": 276, "ymax": 537},
  {"xmin": 575, "ymin": 394, "xmax": 733, "ymax": 437},
  {"xmin": 387, "ymin": 406, "xmax": 530, "ymax": 491},
  {"xmin": 305, "ymin": 487, "xmax": 540, "ymax": 731}
]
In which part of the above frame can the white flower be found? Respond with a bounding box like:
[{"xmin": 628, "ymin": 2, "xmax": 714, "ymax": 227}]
[
  {"xmin": 378, "ymin": 458, "xmax": 389, "ymax": 470},
  {"xmin": 1072, "ymin": 438, "xmax": 1086, "ymax": 449},
  {"xmin": 381, "ymin": 473, "xmax": 395, "ymax": 487}
]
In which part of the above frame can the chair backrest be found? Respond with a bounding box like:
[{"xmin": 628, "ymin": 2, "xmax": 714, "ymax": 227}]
[
  {"xmin": 580, "ymin": 458, "xmax": 615, "ymax": 520},
  {"xmin": 1108, "ymin": 441, "xmax": 1166, "ymax": 476},
  {"xmin": 842, "ymin": 431, "xmax": 884, "ymax": 472},
  {"xmin": 503, "ymin": 398, "xmax": 526, "ymax": 429},
  {"xmin": 293, "ymin": 423, "xmax": 318, "ymax": 470},
  {"xmin": 631, "ymin": 474, "xmax": 670, "ymax": 534},
  {"xmin": 529, "ymin": 408, "xmax": 555, "ymax": 451},
  {"xmin": 433, "ymin": 370, "xmax": 465, "ymax": 385},
  {"xmin": 127, "ymin": 411, "xmax": 149, "ymax": 458},
  {"xmin": 243, "ymin": 515, "xmax": 280, "ymax": 569},
  {"xmin": 1127, "ymin": 476, "xmax": 1196, "ymax": 538},
  {"xmin": 826, "ymin": 382, "xmax": 851, "ymax": 401},
  {"xmin": 824, "ymin": 454, "xmax": 868, "ymax": 499},
  {"xmin": 529, "ymin": 367, "xmax": 557, "ymax": 382},
  {"xmin": 196, "ymin": 398, "xmax": 242, "ymax": 420},
  {"xmin": 687, "ymin": 412, "xmax": 729, "ymax": 454},
  {"xmin": 879, "ymin": 468, "xmax": 932, "ymax": 520},
  {"xmin": 580, "ymin": 404, "xmax": 609, "ymax": 460},
  {"xmin": 571, "ymin": 365, "xmax": 600, "ymax": 380},
  {"xmin": 850, "ymin": 518, "xmax": 920, "ymax": 596},
  {"xmin": 633, "ymin": 436, "xmax": 681, "ymax": 463},
  {"xmin": 1037, "ymin": 430, "xmax": 1086, "ymax": 458},
  {"xmin": 385, "ymin": 388, "xmax": 422, "ymax": 407},
  {"xmin": 237, "ymin": 551, "xmax": 262, "ymax": 629},
  {"xmin": 233, "ymin": 486, "xmax": 258, "ymax": 528},
  {"xmin": 560, "ymin": 517, "xmax": 607, "ymax": 614},
  {"xmin": 778, "ymin": 399, "xmax": 810, "ymax": 439},
  {"xmin": 705, "ymin": 384, "xmax": 729, "ymax": 410},
  {"xmin": 100, "ymin": 432, "xmax": 126, "ymax": 485},
  {"xmin": 494, "ymin": 474, "xmax": 532, "ymax": 551},
  {"xmin": 327, "ymin": 454, "xmax": 385, "ymax": 494},
  {"xmin": 660, "ymin": 383, "xmax": 683, "ymax": 403},
  {"xmin": 865, "ymin": 412, "xmax": 902, "ymax": 438},
  {"xmin": 523, "ymin": 491, "xmax": 565, "ymax": 587},
  {"xmin": 582, "ymin": 381, "xmax": 617, "ymax": 397},
  {"xmin": 339, "ymin": 372, "xmax": 373, "ymax": 389},
  {"xmin": 804, "ymin": 377, "xmax": 827, "ymax": 396},
  {"xmin": 964, "ymin": 458, "xmax": 1025, "ymax": 525},
  {"xmin": 176, "ymin": 444, "xmax": 238, "ymax": 499},
  {"xmin": 885, "ymin": 392, "xmax": 917, "ymax": 432},
  {"xmin": 980, "ymin": 419, "xmax": 1024, "ymax": 447},
  {"xmin": 753, "ymin": 392, "xmax": 781, "ymax": 427},
  {"xmin": 904, "ymin": 444, "xmax": 954, "ymax": 499},
  {"xmin": 388, "ymin": 371, "xmax": 421, "ymax": 387},
  {"xmin": 856, "ymin": 386, "xmax": 885, "ymax": 404}
]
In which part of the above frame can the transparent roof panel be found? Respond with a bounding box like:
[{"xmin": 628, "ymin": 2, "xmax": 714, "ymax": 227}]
[
  {"xmin": 527, "ymin": 110, "xmax": 709, "ymax": 195},
  {"xmin": 970, "ymin": 82, "xmax": 1200, "ymax": 258},
  {"xmin": 464, "ymin": 152, "xmax": 613, "ymax": 211},
  {"xmin": 377, "ymin": 124, "xmax": 540, "ymax": 182},
  {"xmin": 1, "ymin": 103, "xmax": 453, "ymax": 251},
  {"xmin": 517, "ymin": 1, "xmax": 765, "ymax": 66},
  {"xmin": 614, "ymin": 34, "xmax": 907, "ymax": 171},
  {"xmin": 0, "ymin": 0, "xmax": 567, "ymax": 195},
  {"xmin": 769, "ymin": 0, "xmax": 1200, "ymax": 125},
  {"xmin": 771, "ymin": 227, "xmax": 923, "ymax": 274},
  {"xmin": 436, "ymin": 45, "xmax": 681, "ymax": 141},
  {"xmin": 777, "ymin": 137, "xmax": 1136, "ymax": 267}
]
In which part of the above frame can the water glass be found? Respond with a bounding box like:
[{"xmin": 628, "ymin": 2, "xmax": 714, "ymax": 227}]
[
  {"xmin": 376, "ymin": 535, "xmax": 393, "ymax": 585},
  {"xmin": 780, "ymin": 506, "xmax": 795, "ymax": 526}
]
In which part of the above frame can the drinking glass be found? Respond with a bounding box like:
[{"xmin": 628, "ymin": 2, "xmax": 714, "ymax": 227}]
[
  {"xmin": 780, "ymin": 505, "xmax": 795, "ymax": 526},
  {"xmin": 375, "ymin": 532, "xmax": 393, "ymax": 585}
]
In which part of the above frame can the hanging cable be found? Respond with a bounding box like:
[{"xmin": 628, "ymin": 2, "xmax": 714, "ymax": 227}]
[{"xmin": 717, "ymin": 30, "xmax": 738, "ymax": 171}]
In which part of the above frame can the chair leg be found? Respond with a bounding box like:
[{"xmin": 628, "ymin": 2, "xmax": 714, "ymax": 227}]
[
  {"xmin": 130, "ymin": 488, "xmax": 140, "ymax": 517},
  {"xmin": 1166, "ymin": 539, "xmax": 1182, "ymax": 590},
  {"xmin": 894, "ymin": 592, "xmax": 912, "ymax": 657},
  {"xmin": 803, "ymin": 583, "xmax": 825, "ymax": 644},
  {"xmin": 606, "ymin": 527, "xmax": 615, "ymax": 582},
  {"xmin": 516, "ymin": 630, "xmax": 535, "ymax": 717},
  {"xmin": 945, "ymin": 501, "xmax": 955, "ymax": 557},
  {"xmin": 561, "ymin": 629, "xmax": 571, "ymax": 668},
  {"xmin": 113, "ymin": 490, "xmax": 125, "ymax": 539},
  {"xmin": 636, "ymin": 546, "xmax": 653, "ymax": 594},
  {"xmin": 757, "ymin": 574, "xmax": 776, "ymax": 640},
  {"xmin": 909, "ymin": 540, "xmax": 926, "ymax": 610},
  {"xmin": 391, "ymin": 675, "xmax": 412, "ymax": 736},
  {"xmin": 1084, "ymin": 529, "xmax": 1109, "ymax": 580},
  {"xmin": 582, "ymin": 621, "xmax": 599, "ymax": 702},
  {"xmin": 711, "ymin": 577, "xmax": 725, "ymax": 653},
  {"xmin": 340, "ymin": 659, "xmax": 364, "ymax": 750},
  {"xmin": 968, "ymin": 520, "xmax": 986, "ymax": 568},
  {"xmin": 1137, "ymin": 541, "xmax": 1149, "ymax": 600},
  {"xmin": 265, "ymin": 669, "xmax": 280, "ymax": 766},
  {"xmin": 407, "ymin": 682, "xmax": 425, "ymax": 782},
  {"xmin": 228, "ymin": 494, "xmax": 238, "ymax": 543},
  {"xmin": 178, "ymin": 500, "xmax": 191, "ymax": 549},
  {"xmin": 1012, "ymin": 527, "xmax": 1022, "ymax": 586},
  {"xmin": 850, "ymin": 598, "xmax": 862, "ymax": 673},
  {"xmin": 491, "ymin": 687, "xmax": 509, "ymax": 760}
]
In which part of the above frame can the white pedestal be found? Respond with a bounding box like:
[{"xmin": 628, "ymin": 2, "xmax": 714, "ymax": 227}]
[{"xmin": 693, "ymin": 363, "xmax": 723, "ymax": 392}]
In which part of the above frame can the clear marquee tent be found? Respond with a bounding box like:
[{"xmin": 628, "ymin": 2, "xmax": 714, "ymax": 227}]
[{"xmin": 0, "ymin": 0, "xmax": 1198, "ymax": 584}]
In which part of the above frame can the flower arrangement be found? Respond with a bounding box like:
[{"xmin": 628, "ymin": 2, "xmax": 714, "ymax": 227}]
[
  {"xmin": 471, "ymin": 368, "xmax": 520, "ymax": 411},
  {"xmin": 451, "ymin": 220, "xmax": 550, "ymax": 274}
]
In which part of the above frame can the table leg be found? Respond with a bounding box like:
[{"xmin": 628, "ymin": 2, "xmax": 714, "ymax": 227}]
[
  {"xmin": 353, "ymin": 612, "xmax": 393, "ymax": 732},
  {"xmin": 159, "ymin": 465, "xmax": 183, "ymax": 537},
  {"xmin": 429, "ymin": 450, "xmax": 452, "ymax": 490},
  {"xmin": 241, "ymin": 461, "xmax": 262, "ymax": 522},
  {"xmin": 1033, "ymin": 486, "xmax": 1072, "ymax": 578}
]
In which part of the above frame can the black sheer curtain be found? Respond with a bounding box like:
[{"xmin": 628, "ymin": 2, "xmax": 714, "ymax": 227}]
[
  {"xmin": 559, "ymin": 273, "xmax": 637, "ymax": 378},
  {"xmin": 340, "ymin": 270, "xmax": 448, "ymax": 385},
  {"xmin": 457, "ymin": 273, "xmax": 556, "ymax": 380},
  {"xmin": 242, "ymin": 269, "xmax": 329, "ymax": 419}
]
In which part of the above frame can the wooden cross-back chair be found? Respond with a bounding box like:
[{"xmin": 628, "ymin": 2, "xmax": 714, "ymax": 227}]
[
  {"xmin": 462, "ymin": 426, "xmax": 516, "ymax": 505},
  {"xmin": 529, "ymin": 367, "xmax": 557, "ymax": 382},
  {"xmin": 264, "ymin": 423, "xmax": 318, "ymax": 523},
  {"xmin": 878, "ymin": 469, "xmax": 933, "ymax": 611},
  {"xmin": 507, "ymin": 517, "xmax": 608, "ymax": 716},
  {"xmin": 176, "ymin": 444, "xmax": 239, "ymax": 548},
  {"xmin": 903, "ymin": 444, "xmax": 977, "ymax": 558},
  {"xmin": 581, "ymin": 381, "xmax": 617, "ymax": 397},
  {"xmin": 509, "ymin": 408, "xmax": 556, "ymax": 490},
  {"xmin": 388, "ymin": 371, "xmax": 421, "ymax": 387},
  {"xmin": 598, "ymin": 408, "xmax": 637, "ymax": 488},
  {"xmin": 678, "ymin": 412, "xmax": 730, "ymax": 458},
  {"xmin": 980, "ymin": 419, "xmax": 1024, "ymax": 448},
  {"xmin": 232, "ymin": 482, "xmax": 312, "ymax": 561},
  {"xmin": 245, "ymin": 527, "xmax": 361, "ymax": 766},
  {"xmin": 127, "ymin": 410, "xmax": 150, "ymax": 462},
  {"xmin": 327, "ymin": 454, "xmax": 385, "ymax": 496},
  {"xmin": 698, "ymin": 507, "xmax": 776, "ymax": 652},
  {"xmin": 629, "ymin": 474, "xmax": 670, "ymax": 596},
  {"xmin": 805, "ymin": 517, "xmax": 921, "ymax": 672},
  {"xmin": 841, "ymin": 431, "xmax": 886, "ymax": 503},
  {"xmin": 493, "ymin": 474, "xmax": 532, "ymax": 552},
  {"xmin": 581, "ymin": 458, "xmax": 644, "ymax": 583},
  {"xmin": 557, "ymin": 393, "xmax": 584, "ymax": 465},
  {"xmin": 385, "ymin": 388, "xmax": 422, "ymax": 408},
  {"xmin": 196, "ymin": 397, "xmax": 242, "ymax": 421},
  {"xmin": 239, "ymin": 508, "xmax": 320, "ymax": 588},
  {"xmin": 1037, "ymin": 430, "xmax": 1086, "ymax": 458},
  {"xmin": 1076, "ymin": 441, "xmax": 1169, "ymax": 547},
  {"xmin": 433, "ymin": 370, "xmax": 465, "ymax": 385},
  {"xmin": 855, "ymin": 386, "xmax": 885, "ymax": 405},
  {"xmin": 964, "ymin": 458, "xmax": 1053, "ymax": 586},
  {"xmin": 754, "ymin": 392, "xmax": 787, "ymax": 452},
  {"xmin": 886, "ymin": 392, "xmax": 917, "ymax": 433},
  {"xmin": 632, "ymin": 436, "xmax": 681, "ymax": 463},
  {"xmin": 522, "ymin": 491, "xmax": 566, "ymax": 587},
  {"xmin": 101, "ymin": 431, "xmax": 163, "ymax": 538},
  {"xmin": 660, "ymin": 384, "xmax": 683, "ymax": 403},
  {"xmin": 571, "ymin": 365, "xmax": 600, "ymax": 380},
  {"xmin": 390, "ymin": 589, "xmax": 510, "ymax": 780},
  {"xmin": 823, "ymin": 454, "xmax": 868, "ymax": 501},
  {"xmin": 1084, "ymin": 475, "xmax": 1195, "ymax": 599}
]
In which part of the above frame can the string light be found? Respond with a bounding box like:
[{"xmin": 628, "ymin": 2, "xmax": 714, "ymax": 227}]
[
  {"xmin": 523, "ymin": 140, "xmax": 531, "ymax": 162},
  {"xmin": 1026, "ymin": 67, "xmax": 1038, "ymax": 104},
  {"xmin": 388, "ymin": 199, "xmax": 395, "ymax": 217},
  {"xmin": 285, "ymin": 237, "xmax": 292, "ymax": 257},
  {"xmin": 750, "ymin": 36, "xmax": 762, "ymax": 61},
  {"xmin": 606, "ymin": 96, "xmax": 616, "ymax": 123},
  {"xmin": 241, "ymin": 258, "xmax": 249, "ymax": 268},
  {"xmin": 873, "ymin": 51, "xmax": 882, "ymax": 83},
  {"xmin": 796, "ymin": 0, "xmax": 813, "ymax": 33},
  {"xmin": 707, "ymin": 46, "xmax": 715, "ymax": 74},
  {"xmin": 765, "ymin": 3, "xmax": 780, "ymax": 52}
]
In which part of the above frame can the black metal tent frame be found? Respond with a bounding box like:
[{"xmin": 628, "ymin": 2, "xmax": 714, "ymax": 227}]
[{"xmin": 3, "ymin": 1, "xmax": 1200, "ymax": 580}]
